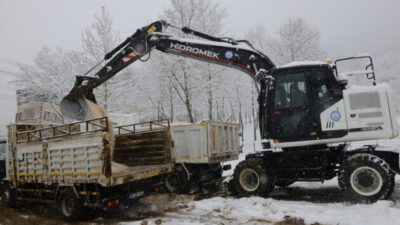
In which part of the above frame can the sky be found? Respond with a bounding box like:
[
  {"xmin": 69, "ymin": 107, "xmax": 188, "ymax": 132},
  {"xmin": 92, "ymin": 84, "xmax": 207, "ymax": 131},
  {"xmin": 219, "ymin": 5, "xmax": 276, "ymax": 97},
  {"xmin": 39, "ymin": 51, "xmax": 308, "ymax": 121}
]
[{"xmin": 0, "ymin": 0, "xmax": 399, "ymax": 135}]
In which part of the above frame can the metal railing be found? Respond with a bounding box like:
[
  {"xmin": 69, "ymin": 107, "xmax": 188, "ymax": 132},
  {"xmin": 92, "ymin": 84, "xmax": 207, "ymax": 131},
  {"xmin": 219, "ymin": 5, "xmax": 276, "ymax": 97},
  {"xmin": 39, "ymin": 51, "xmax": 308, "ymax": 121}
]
[
  {"xmin": 115, "ymin": 119, "xmax": 170, "ymax": 135},
  {"xmin": 16, "ymin": 117, "xmax": 109, "ymax": 143}
]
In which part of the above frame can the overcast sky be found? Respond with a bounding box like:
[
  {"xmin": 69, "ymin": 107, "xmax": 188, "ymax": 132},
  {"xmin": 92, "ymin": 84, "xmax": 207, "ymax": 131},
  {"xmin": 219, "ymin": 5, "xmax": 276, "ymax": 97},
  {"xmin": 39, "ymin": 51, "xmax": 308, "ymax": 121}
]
[{"xmin": 0, "ymin": 0, "xmax": 399, "ymax": 135}]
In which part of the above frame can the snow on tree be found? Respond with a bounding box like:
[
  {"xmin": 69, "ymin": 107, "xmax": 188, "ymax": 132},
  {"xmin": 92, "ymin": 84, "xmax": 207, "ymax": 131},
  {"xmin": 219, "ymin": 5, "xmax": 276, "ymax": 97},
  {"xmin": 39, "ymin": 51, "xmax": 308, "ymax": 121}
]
[
  {"xmin": 268, "ymin": 18, "xmax": 325, "ymax": 65},
  {"xmin": 80, "ymin": 6, "xmax": 136, "ymax": 112},
  {"xmin": 16, "ymin": 47, "xmax": 82, "ymax": 104},
  {"xmin": 139, "ymin": 0, "xmax": 228, "ymax": 123},
  {"xmin": 16, "ymin": 7, "xmax": 138, "ymax": 114}
]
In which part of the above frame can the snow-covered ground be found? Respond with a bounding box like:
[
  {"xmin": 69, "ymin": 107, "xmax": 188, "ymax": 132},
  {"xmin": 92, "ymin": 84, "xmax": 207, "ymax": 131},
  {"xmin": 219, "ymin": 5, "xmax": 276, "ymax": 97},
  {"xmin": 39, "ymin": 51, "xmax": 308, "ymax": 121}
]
[{"xmin": 120, "ymin": 177, "xmax": 400, "ymax": 225}]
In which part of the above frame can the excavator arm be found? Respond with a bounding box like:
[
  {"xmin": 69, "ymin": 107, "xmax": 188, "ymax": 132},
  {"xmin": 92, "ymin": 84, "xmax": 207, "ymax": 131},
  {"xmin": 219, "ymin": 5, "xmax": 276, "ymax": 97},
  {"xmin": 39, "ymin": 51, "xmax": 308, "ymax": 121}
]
[{"xmin": 61, "ymin": 20, "xmax": 275, "ymax": 119}]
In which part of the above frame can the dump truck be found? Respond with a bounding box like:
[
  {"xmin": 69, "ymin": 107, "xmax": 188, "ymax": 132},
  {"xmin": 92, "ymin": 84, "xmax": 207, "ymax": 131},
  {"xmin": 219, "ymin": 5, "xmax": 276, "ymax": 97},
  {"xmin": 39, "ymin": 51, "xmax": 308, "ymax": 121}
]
[{"xmin": 0, "ymin": 117, "xmax": 174, "ymax": 219}]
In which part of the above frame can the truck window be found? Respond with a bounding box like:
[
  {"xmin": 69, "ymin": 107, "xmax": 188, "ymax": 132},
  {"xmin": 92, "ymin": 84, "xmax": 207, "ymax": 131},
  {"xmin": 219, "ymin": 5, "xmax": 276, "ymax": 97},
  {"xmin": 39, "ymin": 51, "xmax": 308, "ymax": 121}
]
[
  {"xmin": 0, "ymin": 142, "xmax": 5, "ymax": 158},
  {"xmin": 43, "ymin": 111, "xmax": 51, "ymax": 121},
  {"xmin": 15, "ymin": 112, "xmax": 22, "ymax": 122},
  {"xmin": 51, "ymin": 113, "xmax": 57, "ymax": 122}
]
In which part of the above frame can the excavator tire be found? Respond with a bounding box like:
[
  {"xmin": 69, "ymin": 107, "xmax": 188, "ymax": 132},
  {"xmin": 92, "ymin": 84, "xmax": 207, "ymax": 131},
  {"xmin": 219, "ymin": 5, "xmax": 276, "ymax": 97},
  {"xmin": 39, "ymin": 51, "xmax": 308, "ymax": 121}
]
[
  {"xmin": 340, "ymin": 153, "xmax": 395, "ymax": 203},
  {"xmin": 232, "ymin": 158, "xmax": 275, "ymax": 197}
]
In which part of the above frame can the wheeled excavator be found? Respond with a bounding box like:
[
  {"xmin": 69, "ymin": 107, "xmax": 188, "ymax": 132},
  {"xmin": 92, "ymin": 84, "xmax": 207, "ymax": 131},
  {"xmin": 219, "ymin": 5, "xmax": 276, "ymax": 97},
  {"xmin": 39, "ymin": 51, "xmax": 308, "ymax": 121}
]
[{"xmin": 61, "ymin": 20, "xmax": 400, "ymax": 203}]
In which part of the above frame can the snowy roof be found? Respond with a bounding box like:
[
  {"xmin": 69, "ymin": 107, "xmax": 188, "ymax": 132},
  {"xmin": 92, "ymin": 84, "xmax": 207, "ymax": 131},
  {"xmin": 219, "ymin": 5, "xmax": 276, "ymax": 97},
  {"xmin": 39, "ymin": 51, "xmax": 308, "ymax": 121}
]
[{"xmin": 278, "ymin": 61, "xmax": 329, "ymax": 69}]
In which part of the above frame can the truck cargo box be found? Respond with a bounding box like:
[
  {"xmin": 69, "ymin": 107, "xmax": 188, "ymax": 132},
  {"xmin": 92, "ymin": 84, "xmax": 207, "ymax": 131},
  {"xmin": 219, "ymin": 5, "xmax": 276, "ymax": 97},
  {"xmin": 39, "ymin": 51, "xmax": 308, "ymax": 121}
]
[
  {"xmin": 170, "ymin": 121, "xmax": 241, "ymax": 164},
  {"xmin": 7, "ymin": 118, "xmax": 174, "ymax": 188}
]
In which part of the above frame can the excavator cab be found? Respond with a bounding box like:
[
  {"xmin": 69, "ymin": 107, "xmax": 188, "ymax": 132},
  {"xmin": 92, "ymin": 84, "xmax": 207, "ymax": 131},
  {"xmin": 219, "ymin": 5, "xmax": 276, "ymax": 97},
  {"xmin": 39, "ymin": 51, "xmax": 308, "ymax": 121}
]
[
  {"xmin": 260, "ymin": 57, "xmax": 398, "ymax": 149},
  {"xmin": 261, "ymin": 63, "xmax": 347, "ymax": 148}
]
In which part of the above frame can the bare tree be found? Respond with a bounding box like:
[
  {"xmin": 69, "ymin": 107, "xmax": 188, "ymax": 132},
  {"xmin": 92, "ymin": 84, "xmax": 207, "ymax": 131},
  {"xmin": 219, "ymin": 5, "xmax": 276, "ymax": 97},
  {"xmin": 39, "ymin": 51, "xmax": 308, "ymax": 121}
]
[
  {"xmin": 16, "ymin": 7, "xmax": 137, "ymax": 114},
  {"xmin": 154, "ymin": 0, "xmax": 227, "ymax": 123},
  {"xmin": 268, "ymin": 18, "xmax": 325, "ymax": 65},
  {"xmin": 16, "ymin": 47, "xmax": 82, "ymax": 103},
  {"xmin": 81, "ymin": 6, "xmax": 136, "ymax": 112}
]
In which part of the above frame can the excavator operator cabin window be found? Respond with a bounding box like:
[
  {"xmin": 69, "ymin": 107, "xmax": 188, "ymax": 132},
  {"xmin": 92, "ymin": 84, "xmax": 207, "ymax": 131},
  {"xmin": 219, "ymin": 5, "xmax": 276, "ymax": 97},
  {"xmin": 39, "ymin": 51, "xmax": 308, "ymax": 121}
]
[
  {"xmin": 272, "ymin": 72, "xmax": 310, "ymax": 138},
  {"xmin": 274, "ymin": 73, "xmax": 308, "ymax": 110},
  {"xmin": 311, "ymin": 68, "xmax": 343, "ymax": 114}
]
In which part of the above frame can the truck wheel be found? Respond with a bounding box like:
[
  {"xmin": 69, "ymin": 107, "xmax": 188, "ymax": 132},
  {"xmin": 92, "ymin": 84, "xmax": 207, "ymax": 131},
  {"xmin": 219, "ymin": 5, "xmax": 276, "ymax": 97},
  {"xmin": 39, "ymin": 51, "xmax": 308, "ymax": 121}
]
[
  {"xmin": 232, "ymin": 158, "xmax": 275, "ymax": 197},
  {"xmin": 275, "ymin": 180, "xmax": 296, "ymax": 187},
  {"xmin": 59, "ymin": 189, "xmax": 82, "ymax": 220},
  {"xmin": 1, "ymin": 186, "xmax": 16, "ymax": 207},
  {"xmin": 340, "ymin": 153, "xmax": 395, "ymax": 203},
  {"xmin": 164, "ymin": 167, "xmax": 188, "ymax": 193}
]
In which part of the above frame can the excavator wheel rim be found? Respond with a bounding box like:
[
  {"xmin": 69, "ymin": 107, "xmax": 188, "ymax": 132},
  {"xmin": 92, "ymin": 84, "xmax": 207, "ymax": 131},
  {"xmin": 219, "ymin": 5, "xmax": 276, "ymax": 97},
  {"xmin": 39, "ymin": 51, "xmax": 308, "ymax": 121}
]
[
  {"xmin": 350, "ymin": 166, "xmax": 383, "ymax": 196},
  {"xmin": 239, "ymin": 168, "xmax": 260, "ymax": 192}
]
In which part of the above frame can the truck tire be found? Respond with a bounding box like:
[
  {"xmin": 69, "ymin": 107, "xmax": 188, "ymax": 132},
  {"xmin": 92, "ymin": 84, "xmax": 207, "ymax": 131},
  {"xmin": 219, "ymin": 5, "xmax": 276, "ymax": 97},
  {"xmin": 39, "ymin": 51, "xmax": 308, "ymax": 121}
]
[
  {"xmin": 164, "ymin": 166, "xmax": 189, "ymax": 193},
  {"xmin": 340, "ymin": 153, "xmax": 395, "ymax": 203},
  {"xmin": 232, "ymin": 158, "xmax": 275, "ymax": 197},
  {"xmin": 1, "ymin": 186, "xmax": 16, "ymax": 207},
  {"xmin": 59, "ymin": 189, "xmax": 82, "ymax": 220}
]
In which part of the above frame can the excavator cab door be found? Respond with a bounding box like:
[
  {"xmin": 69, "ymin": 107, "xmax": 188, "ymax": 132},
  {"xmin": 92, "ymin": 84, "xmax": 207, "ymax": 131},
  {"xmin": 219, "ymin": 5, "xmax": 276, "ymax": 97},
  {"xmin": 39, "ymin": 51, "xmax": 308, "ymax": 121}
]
[
  {"xmin": 267, "ymin": 66, "xmax": 345, "ymax": 144},
  {"xmin": 269, "ymin": 68, "xmax": 314, "ymax": 142}
]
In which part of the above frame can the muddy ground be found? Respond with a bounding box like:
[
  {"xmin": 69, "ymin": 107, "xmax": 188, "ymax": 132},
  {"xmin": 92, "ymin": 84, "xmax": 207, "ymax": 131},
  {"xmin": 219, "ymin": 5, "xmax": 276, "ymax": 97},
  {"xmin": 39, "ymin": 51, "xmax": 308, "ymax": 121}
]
[{"xmin": 0, "ymin": 185, "xmax": 345, "ymax": 225}]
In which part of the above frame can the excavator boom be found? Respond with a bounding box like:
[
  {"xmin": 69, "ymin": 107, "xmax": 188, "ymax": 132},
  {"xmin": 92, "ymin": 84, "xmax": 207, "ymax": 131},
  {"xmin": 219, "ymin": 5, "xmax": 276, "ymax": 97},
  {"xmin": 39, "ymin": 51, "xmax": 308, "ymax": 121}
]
[{"xmin": 60, "ymin": 20, "xmax": 275, "ymax": 120}]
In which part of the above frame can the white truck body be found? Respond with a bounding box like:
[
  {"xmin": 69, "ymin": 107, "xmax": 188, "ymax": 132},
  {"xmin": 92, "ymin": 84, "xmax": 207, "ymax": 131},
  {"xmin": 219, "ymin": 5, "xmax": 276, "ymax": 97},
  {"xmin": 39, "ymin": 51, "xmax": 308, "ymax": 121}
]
[
  {"xmin": 170, "ymin": 121, "xmax": 241, "ymax": 164},
  {"xmin": 6, "ymin": 118, "xmax": 174, "ymax": 188}
]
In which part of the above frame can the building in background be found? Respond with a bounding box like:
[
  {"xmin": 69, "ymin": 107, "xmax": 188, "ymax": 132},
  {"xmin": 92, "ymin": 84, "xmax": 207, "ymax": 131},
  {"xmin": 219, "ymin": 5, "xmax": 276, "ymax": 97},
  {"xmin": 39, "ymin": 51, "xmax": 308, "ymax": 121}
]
[{"xmin": 15, "ymin": 89, "xmax": 63, "ymax": 125}]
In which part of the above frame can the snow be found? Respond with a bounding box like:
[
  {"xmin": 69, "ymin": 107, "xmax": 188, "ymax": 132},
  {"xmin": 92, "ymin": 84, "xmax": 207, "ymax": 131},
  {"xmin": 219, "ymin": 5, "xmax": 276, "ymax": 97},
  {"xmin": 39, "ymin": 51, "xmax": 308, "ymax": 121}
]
[
  {"xmin": 165, "ymin": 36, "xmax": 257, "ymax": 52},
  {"xmin": 120, "ymin": 177, "xmax": 400, "ymax": 225},
  {"xmin": 339, "ymin": 69, "xmax": 374, "ymax": 77},
  {"xmin": 278, "ymin": 61, "xmax": 328, "ymax": 69},
  {"xmin": 109, "ymin": 113, "xmax": 139, "ymax": 126}
]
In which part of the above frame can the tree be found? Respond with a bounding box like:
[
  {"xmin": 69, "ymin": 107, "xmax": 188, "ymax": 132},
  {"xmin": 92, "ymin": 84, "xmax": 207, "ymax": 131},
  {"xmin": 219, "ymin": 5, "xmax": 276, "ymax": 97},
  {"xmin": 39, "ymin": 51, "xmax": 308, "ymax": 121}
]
[
  {"xmin": 16, "ymin": 47, "xmax": 82, "ymax": 104},
  {"xmin": 16, "ymin": 7, "xmax": 137, "ymax": 114},
  {"xmin": 81, "ymin": 6, "xmax": 136, "ymax": 112},
  {"xmin": 151, "ymin": 0, "xmax": 227, "ymax": 123},
  {"xmin": 268, "ymin": 18, "xmax": 325, "ymax": 65}
]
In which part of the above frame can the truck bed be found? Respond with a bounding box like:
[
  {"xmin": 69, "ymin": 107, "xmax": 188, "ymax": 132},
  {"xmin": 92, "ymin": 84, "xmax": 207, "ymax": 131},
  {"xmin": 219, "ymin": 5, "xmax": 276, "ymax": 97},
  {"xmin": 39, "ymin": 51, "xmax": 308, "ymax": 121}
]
[{"xmin": 8, "ymin": 118, "xmax": 173, "ymax": 187}]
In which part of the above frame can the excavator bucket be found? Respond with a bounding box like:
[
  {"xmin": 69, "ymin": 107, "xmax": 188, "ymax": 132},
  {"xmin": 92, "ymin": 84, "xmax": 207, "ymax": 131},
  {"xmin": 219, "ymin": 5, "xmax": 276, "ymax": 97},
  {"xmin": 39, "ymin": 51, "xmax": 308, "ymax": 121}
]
[{"xmin": 60, "ymin": 87, "xmax": 90, "ymax": 120}]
